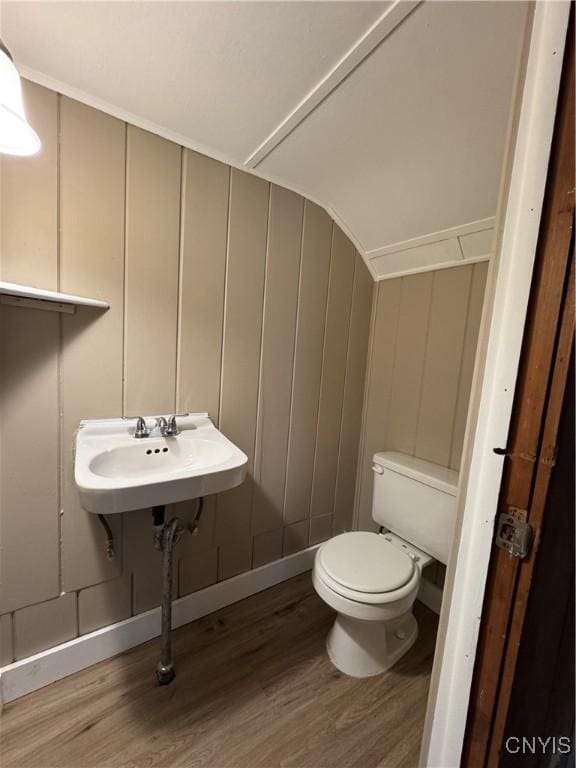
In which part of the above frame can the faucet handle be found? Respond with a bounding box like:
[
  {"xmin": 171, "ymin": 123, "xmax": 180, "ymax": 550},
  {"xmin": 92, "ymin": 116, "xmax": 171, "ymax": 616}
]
[
  {"xmin": 134, "ymin": 416, "xmax": 150, "ymax": 439},
  {"xmin": 166, "ymin": 415, "xmax": 179, "ymax": 436},
  {"xmin": 155, "ymin": 416, "xmax": 168, "ymax": 436}
]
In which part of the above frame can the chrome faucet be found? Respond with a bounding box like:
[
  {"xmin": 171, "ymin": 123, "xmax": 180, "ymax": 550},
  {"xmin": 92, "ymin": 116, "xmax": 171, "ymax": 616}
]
[
  {"xmin": 131, "ymin": 415, "xmax": 180, "ymax": 439},
  {"xmin": 155, "ymin": 417, "xmax": 169, "ymax": 436},
  {"xmin": 166, "ymin": 415, "xmax": 179, "ymax": 436},
  {"xmin": 134, "ymin": 416, "xmax": 150, "ymax": 439},
  {"xmin": 155, "ymin": 415, "xmax": 180, "ymax": 437}
]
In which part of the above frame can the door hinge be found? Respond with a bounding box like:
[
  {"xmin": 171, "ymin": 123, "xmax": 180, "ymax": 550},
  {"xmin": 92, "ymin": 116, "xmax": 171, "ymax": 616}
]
[{"xmin": 495, "ymin": 511, "xmax": 533, "ymax": 558}]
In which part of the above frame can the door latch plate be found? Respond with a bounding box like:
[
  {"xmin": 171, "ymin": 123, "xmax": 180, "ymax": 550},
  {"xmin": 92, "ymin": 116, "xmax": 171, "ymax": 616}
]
[{"xmin": 495, "ymin": 512, "xmax": 533, "ymax": 558}]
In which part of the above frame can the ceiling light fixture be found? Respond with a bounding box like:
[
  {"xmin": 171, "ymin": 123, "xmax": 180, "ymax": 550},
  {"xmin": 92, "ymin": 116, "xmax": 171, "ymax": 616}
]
[{"xmin": 0, "ymin": 39, "xmax": 41, "ymax": 156}]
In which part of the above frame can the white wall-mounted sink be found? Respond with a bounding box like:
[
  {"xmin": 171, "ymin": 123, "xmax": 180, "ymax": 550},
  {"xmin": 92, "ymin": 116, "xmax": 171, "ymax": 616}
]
[{"xmin": 74, "ymin": 413, "xmax": 247, "ymax": 514}]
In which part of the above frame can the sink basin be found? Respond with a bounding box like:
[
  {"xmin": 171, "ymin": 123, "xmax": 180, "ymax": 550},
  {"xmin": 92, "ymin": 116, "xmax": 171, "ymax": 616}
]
[{"xmin": 74, "ymin": 413, "xmax": 248, "ymax": 514}]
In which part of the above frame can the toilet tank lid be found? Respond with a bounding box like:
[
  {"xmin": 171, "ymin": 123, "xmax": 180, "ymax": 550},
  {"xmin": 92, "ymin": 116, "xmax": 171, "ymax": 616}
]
[{"xmin": 373, "ymin": 451, "xmax": 459, "ymax": 496}]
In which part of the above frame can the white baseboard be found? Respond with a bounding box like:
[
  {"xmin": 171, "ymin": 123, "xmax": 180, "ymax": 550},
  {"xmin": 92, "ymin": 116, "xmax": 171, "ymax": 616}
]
[
  {"xmin": 0, "ymin": 545, "xmax": 319, "ymax": 706},
  {"xmin": 417, "ymin": 577, "xmax": 443, "ymax": 615}
]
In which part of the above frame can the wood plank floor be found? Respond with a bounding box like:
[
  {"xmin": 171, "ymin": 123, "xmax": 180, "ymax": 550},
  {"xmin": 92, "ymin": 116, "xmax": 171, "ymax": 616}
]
[{"xmin": 0, "ymin": 573, "xmax": 438, "ymax": 768}]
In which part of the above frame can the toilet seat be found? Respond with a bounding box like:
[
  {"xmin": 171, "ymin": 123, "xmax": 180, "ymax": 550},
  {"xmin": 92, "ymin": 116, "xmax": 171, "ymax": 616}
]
[
  {"xmin": 315, "ymin": 532, "xmax": 420, "ymax": 606},
  {"xmin": 320, "ymin": 531, "xmax": 414, "ymax": 593}
]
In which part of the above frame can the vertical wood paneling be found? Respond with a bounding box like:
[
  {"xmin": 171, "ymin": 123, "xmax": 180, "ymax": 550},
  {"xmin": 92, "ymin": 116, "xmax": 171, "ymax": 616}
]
[
  {"xmin": 252, "ymin": 186, "xmax": 303, "ymax": 535},
  {"xmin": 0, "ymin": 311, "xmax": 60, "ymax": 614},
  {"xmin": 78, "ymin": 576, "xmax": 132, "ymax": 635},
  {"xmin": 310, "ymin": 227, "xmax": 355, "ymax": 519},
  {"xmin": 0, "ymin": 614, "xmax": 13, "ymax": 666},
  {"xmin": 386, "ymin": 273, "xmax": 433, "ymax": 454},
  {"xmin": 177, "ymin": 150, "xmax": 229, "ymax": 421},
  {"xmin": 123, "ymin": 127, "xmax": 181, "ymax": 613},
  {"xmin": 178, "ymin": 497, "xmax": 217, "ymax": 595},
  {"xmin": 450, "ymin": 261, "xmax": 488, "ymax": 469},
  {"xmin": 310, "ymin": 514, "xmax": 333, "ymax": 545},
  {"xmin": 1, "ymin": 81, "xmax": 58, "ymax": 288},
  {"xmin": 124, "ymin": 126, "xmax": 181, "ymax": 416},
  {"xmin": 13, "ymin": 593, "xmax": 76, "ymax": 661},
  {"xmin": 59, "ymin": 98, "xmax": 126, "ymax": 593},
  {"xmin": 355, "ymin": 279, "xmax": 402, "ymax": 531},
  {"xmin": 333, "ymin": 255, "xmax": 374, "ymax": 535},
  {"xmin": 282, "ymin": 520, "xmax": 309, "ymax": 556},
  {"xmin": 252, "ymin": 529, "xmax": 283, "ymax": 568},
  {"xmin": 355, "ymin": 265, "xmax": 488, "ymax": 532},
  {"xmin": 284, "ymin": 202, "xmax": 332, "ymax": 525},
  {"xmin": 123, "ymin": 509, "xmax": 162, "ymax": 615},
  {"xmin": 218, "ymin": 539, "xmax": 253, "ymax": 582},
  {"xmin": 415, "ymin": 266, "xmax": 473, "ymax": 465},
  {"xmin": 0, "ymin": 86, "xmax": 377, "ymax": 657},
  {"xmin": 179, "ymin": 548, "xmax": 218, "ymax": 595},
  {"xmin": 216, "ymin": 170, "xmax": 269, "ymax": 580},
  {"xmin": 0, "ymin": 83, "xmax": 59, "ymax": 615}
]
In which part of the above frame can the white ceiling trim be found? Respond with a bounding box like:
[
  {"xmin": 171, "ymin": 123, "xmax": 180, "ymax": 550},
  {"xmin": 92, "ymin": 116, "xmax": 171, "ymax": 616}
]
[
  {"xmin": 366, "ymin": 216, "xmax": 496, "ymax": 260},
  {"xmin": 370, "ymin": 217, "xmax": 494, "ymax": 281},
  {"xmin": 244, "ymin": 0, "xmax": 421, "ymax": 169},
  {"xmin": 372, "ymin": 253, "xmax": 490, "ymax": 282}
]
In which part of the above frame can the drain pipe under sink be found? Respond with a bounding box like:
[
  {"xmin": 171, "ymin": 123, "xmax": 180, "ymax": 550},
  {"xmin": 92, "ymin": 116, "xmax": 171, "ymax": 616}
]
[{"xmin": 151, "ymin": 498, "xmax": 204, "ymax": 685}]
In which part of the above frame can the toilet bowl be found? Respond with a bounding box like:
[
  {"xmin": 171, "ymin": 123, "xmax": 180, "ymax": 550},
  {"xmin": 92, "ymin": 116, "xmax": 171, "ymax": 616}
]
[{"xmin": 312, "ymin": 530, "xmax": 432, "ymax": 677}]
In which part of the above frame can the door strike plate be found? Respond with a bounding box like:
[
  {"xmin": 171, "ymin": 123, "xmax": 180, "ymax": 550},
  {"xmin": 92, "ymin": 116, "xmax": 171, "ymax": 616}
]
[{"xmin": 495, "ymin": 512, "xmax": 533, "ymax": 558}]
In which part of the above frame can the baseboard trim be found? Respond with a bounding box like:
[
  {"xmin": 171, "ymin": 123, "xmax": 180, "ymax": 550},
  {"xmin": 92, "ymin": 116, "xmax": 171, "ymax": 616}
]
[{"xmin": 0, "ymin": 545, "xmax": 319, "ymax": 706}]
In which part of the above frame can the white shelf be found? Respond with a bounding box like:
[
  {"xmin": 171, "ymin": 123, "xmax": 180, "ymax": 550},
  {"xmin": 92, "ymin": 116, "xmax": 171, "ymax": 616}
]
[{"xmin": 0, "ymin": 281, "xmax": 109, "ymax": 313}]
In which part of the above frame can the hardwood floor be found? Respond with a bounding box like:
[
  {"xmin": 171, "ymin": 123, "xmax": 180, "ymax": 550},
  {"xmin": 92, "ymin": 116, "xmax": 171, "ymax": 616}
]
[{"xmin": 0, "ymin": 573, "xmax": 438, "ymax": 768}]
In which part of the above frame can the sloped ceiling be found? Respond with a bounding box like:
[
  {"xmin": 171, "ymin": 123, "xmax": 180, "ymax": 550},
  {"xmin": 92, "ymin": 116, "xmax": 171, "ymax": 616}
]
[{"xmin": 2, "ymin": 1, "xmax": 528, "ymax": 273}]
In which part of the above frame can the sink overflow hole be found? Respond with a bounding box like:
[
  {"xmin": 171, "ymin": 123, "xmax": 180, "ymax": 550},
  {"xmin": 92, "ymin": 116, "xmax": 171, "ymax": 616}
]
[{"xmin": 145, "ymin": 447, "xmax": 169, "ymax": 455}]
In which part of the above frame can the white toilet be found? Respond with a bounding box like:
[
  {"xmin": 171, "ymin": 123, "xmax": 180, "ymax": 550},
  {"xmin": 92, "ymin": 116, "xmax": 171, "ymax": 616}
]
[{"xmin": 313, "ymin": 451, "xmax": 458, "ymax": 678}]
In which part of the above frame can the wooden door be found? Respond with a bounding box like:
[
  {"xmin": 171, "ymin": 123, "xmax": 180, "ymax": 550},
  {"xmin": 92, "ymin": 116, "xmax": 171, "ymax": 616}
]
[
  {"xmin": 462, "ymin": 12, "xmax": 575, "ymax": 767},
  {"xmin": 501, "ymin": 350, "xmax": 574, "ymax": 767}
]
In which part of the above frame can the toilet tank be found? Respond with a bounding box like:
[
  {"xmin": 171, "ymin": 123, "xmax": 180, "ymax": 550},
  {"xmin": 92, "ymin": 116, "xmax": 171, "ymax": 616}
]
[{"xmin": 372, "ymin": 451, "xmax": 459, "ymax": 564}]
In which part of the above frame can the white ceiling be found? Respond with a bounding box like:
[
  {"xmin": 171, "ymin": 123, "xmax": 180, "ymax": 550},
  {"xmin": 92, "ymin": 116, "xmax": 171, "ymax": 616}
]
[{"xmin": 2, "ymin": 1, "xmax": 528, "ymax": 272}]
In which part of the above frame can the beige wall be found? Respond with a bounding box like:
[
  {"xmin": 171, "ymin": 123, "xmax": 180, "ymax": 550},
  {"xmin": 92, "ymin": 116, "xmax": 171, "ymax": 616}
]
[
  {"xmin": 355, "ymin": 262, "xmax": 488, "ymax": 533},
  {"xmin": 0, "ymin": 82, "xmax": 373, "ymax": 663}
]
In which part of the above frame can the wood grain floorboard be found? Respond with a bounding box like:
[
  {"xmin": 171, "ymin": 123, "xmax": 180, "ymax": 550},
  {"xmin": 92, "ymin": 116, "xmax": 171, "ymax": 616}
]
[{"xmin": 0, "ymin": 573, "xmax": 437, "ymax": 768}]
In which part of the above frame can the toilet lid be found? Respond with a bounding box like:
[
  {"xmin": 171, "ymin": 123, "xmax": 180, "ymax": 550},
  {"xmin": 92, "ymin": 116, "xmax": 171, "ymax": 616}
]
[{"xmin": 319, "ymin": 532, "xmax": 415, "ymax": 594}]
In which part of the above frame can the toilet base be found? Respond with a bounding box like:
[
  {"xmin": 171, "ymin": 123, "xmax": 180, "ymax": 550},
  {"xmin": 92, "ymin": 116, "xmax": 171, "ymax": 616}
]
[{"xmin": 326, "ymin": 611, "xmax": 418, "ymax": 678}]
